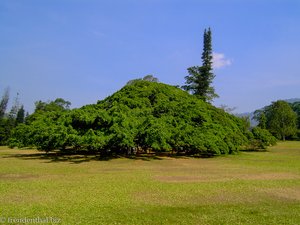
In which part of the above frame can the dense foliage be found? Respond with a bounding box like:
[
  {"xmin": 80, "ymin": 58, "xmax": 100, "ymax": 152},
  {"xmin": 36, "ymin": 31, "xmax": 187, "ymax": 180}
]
[
  {"xmin": 9, "ymin": 81, "xmax": 268, "ymax": 155},
  {"xmin": 250, "ymin": 127, "xmax": 277, "ymax": 149},
  {"xmin": 0, "ymin": 89, "xmax": 26, "ymax": 145},
  {"xmin": 254, "ymin": 100, "xmax": 298, "ymax": 140},
  {"xmin": 290, "ymin": 101, "xmax": 300, "ymax": 138}
]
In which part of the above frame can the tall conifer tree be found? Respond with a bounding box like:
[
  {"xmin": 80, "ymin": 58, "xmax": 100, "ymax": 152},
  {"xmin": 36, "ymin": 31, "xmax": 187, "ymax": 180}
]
[
  {"xmin": 0, "ymin": 88, "xmax": 10, "ymax": 119},
  {"xmin": 16, "ymin": 105, "xmax": 25, "ymax": 125},
  {"xmin": 183, "ymin": 28, "xmax": 218, "ymax": 102}
]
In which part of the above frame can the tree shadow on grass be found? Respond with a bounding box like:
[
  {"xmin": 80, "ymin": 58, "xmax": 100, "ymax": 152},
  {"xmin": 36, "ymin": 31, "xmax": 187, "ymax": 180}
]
[
  {"xmin": 3, "ymin": 151, "xmax": 118, "ymax": 164},
  {"xmin": 128, "ymin": 155, "xmax": 164, "ymax": 161},
  {"xmin": 3, "ymin": 151, "xmax": 172, "ymax": 164},
  {"xmin": 240, "ymin": 149, "xmax": 268, "ymax": 152},
  {"xmin": 4, "ymin": 149, "xmax": 216, "ymax": 164}
]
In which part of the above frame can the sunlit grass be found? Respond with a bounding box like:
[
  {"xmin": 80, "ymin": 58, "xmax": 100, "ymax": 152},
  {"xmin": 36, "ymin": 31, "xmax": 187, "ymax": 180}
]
[{"xmin": 0, "ymin": 142, "xmax": 299, "ymax": 224}]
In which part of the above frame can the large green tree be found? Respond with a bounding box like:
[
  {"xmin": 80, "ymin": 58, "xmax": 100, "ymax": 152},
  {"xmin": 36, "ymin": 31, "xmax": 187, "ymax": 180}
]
[
  {"xmin": 290, "ymin": 101, "xmax": 300, "ymax": 130},
  {"xmin": 266, "ymin": 100, "xmax": 297, "ymax": 140},
  {"xmin": 183, "ymin": 28, "xmax": 218, "ymax": 102},
  {"xmin": 10, "ymin": 81, "xmax": 252, "ymax": 155}
]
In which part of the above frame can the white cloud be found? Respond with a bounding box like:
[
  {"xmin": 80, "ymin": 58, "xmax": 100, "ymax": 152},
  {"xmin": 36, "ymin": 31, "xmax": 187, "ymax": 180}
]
[{"xmin": 212, "ymin": 52, "xmax": 232, "ymax": 69}]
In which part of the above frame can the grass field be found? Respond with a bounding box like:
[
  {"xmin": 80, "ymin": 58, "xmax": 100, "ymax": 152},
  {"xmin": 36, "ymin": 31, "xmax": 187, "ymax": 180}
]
[{"xmin": 0, "ymin": 142, "xmax": 299, "ymax": 224}]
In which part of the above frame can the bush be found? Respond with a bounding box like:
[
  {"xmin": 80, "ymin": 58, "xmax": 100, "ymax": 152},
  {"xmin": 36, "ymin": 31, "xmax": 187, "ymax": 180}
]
[{"xmin": 250, "ymin": 127, "xmax": 277, "ymax": 150}]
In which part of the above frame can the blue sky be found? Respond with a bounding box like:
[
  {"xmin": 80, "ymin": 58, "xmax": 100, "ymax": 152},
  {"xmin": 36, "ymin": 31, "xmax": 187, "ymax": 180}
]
[{"xmin": 1, "ymin": 0, "xmax": 299, "ymax": 113}]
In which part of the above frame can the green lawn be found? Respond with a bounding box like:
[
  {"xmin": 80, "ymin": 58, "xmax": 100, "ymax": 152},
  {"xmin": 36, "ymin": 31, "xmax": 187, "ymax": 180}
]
[{"xmin": 0, "ymin": 142, "xmax": 299, "ymax": 224}]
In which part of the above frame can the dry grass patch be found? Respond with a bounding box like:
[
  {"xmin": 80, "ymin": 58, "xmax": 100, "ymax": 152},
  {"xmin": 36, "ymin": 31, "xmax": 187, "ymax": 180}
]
[
  {"xmin": 0, "ymin": 173, "xmax": 38, "ymax": 180},
  {"xmin": 155, "ymin": 172, "xmax": 300, "ymax": 183},
  {"xmin": 240, "ymin": 172, "xmax": 300, "ymax": 181},
  {"xmin": 133, "ymin": 189, "xmax": 267, "ymax": 206},
  {"xmin": 0, "ymin": 192, "xmax": 47, "ymax": 204},
  {"xmin": 259, "ymin": 187, "xmax": 300, "ymax": 201}
]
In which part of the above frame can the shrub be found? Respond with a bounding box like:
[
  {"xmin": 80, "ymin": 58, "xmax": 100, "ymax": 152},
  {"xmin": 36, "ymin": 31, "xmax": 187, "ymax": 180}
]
[{"xmin": 250, "ymin": 127, "xmax": 277, "ymax": 150}]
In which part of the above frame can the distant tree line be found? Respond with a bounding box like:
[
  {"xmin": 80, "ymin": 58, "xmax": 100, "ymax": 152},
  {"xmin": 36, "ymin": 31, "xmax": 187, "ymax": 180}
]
[{"xmin": 0, "ymin": 88, "xmax": 27, "ymax": 145}]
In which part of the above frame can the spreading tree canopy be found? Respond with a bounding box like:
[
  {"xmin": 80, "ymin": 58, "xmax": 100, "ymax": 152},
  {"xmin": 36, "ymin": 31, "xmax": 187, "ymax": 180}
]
[{"xmin": 10, "ymin": 81, "xmax": 260, "ymax": 155}]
